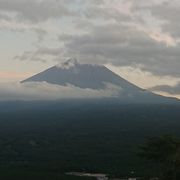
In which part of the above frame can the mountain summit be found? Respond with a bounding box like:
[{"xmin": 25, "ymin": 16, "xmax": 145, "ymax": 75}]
[
  {"xmin": 22, "ymin": 58, "xmax": 141, "ymax": 91},
  {"xmin": 22, "ymin": 59, "xmax": 178, "ymax": 103},
  {"xmin": 56, "ymin": 58, "xmax": 79, "ymax": 69}
]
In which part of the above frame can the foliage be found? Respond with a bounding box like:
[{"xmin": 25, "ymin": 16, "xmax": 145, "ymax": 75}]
[
  {"xmin": 0, "ymin": 102, "xmax": 180, "ymax": 178},
  {"xmin": 139, "ymin": 135, "xmax": 180, "ymax": 180}
]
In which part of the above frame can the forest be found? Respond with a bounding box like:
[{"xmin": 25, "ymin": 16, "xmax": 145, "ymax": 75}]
[{"xmin": 0, "ymin": 100, "xmax": 180, "ymax": 179}]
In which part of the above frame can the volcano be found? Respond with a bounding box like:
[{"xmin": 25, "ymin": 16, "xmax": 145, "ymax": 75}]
[{"xmin": 22, "ymin": 58, "xmax": 179, "ymax": 104}]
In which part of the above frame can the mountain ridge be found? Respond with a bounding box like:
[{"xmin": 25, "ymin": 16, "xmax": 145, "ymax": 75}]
[
  {"xmin": 22, "ymin": 58, "xmax": 143, "ymax": 90},
  {"xmin": 22, "ymin": 58, "xmax": 179, "ymax": 104}
]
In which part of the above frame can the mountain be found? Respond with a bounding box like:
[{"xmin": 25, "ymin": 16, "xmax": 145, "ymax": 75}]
[
  {"xmin": 22, "ymin": 58, "xmax": 138, "ymax": 90},
  {"xmin": 22, "ymin": 58, "xmax": 179, "ymax": 104}
]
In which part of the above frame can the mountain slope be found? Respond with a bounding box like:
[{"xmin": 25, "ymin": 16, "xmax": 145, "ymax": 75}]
[
  {"xmin": 22, "ymin": 59, "xmax": 179, "ymax": 103},
  {"xmin": 23, "ymin": 59, "xmax": 139, "ymax": 90}
]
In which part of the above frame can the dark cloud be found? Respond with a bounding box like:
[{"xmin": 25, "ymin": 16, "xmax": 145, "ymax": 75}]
[
  {"xmin": 0, "ymin": 0, "xmax": 77, "ymax": 23},
  {"xmin": 1, "ymin": 0, "xmax": 180, "ymax": 79},
  {"xmin": 149, "ymin": 82, "xmax": 180, "ymax": 95},
  {"xmin": 60, "ymin": 23, "xmax": 180, "ymax": 77}
]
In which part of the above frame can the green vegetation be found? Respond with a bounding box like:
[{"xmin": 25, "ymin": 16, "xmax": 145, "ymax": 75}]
[
  {"xmin": 139, "ymin": 135, "xmax": 180, "ymax": 180},
  {"xmin": 0, "ymin": 102, "xmax": 179, "ymax": 178}
]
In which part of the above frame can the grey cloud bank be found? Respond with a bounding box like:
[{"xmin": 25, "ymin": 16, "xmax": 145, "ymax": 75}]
[
  {"xmin": 150, "ymin": 82, "xmax": 180, "ymax": 95},
  {"xmin": 0, "ymin": 82, "xmax": 120, "ymax": 101},
  {"xmin": 60, "ymin": 24, "xmax": 180, "ymax": 77},
  {"xmin": 0, "ymin": 0, "xmax": 76, "ymax": 23}
]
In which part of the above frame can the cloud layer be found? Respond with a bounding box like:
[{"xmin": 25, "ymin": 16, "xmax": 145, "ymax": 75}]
[
  {"xmin": 0, "ymin": 0, "xmax": 180, "ymax": 93},
  {"xmin": 0, "ymin": 82, "xmax": 120, "ymax": 101},
  {"xmin": 0, "ymin": 0, "xmax": 76, "ymax": 23},
  {"xmin": 150, "ymin": 82, "xmax": 180, "ymax": 95}
]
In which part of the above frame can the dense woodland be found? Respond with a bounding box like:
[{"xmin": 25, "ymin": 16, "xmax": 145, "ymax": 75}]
[{"xmin": 0, "ymin": 100, "xmax": 180, "ymax": 179}]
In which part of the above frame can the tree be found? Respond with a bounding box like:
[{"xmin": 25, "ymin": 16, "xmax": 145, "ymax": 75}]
[{"xmin": 138, "ymin": 135, "xmax": 180, "ymax": 180}]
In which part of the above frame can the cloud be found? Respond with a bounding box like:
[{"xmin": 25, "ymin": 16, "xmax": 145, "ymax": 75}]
[
  {"xmin": 133, "ymin": 0, "xmax": 180, "ymax": 38},
  {"xmin": 59, "ymin": 23, "xmax": 180, "ymax": 77},
  {"xmin": 149, "ymin": 82, "xmax": 180, "ymax": 95},
  {"xmin": 0, "ymin": 0, "xmax": 76, "ymax": 23},
  {"xmin": 1, "ymin": 0, "xmax": 180, "ymax": 80},
  {"xmin": 0, "ymin": 0, "xmax": 77, "ymax": 40},
  {"xmin": 14, "ymin": 47, "xmax": 64, "ymax": 63},
  {"xmin": 0, "ymin": 82, "xmax": 121, "ymax": 101}
]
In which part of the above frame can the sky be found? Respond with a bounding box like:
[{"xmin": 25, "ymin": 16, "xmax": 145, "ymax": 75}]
[{"xmin": 0, "ymin": 0, "xmax": 180, "ymax": 99}]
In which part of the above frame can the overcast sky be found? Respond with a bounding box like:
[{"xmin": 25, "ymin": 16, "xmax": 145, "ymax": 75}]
[{"xmin": 0, "ymin": 0, "xmax": 180, "ymax": 98}]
